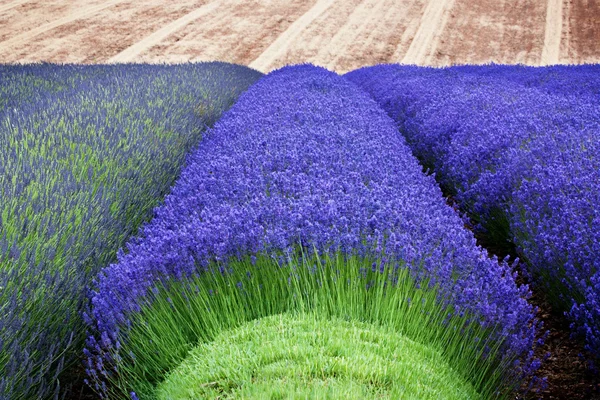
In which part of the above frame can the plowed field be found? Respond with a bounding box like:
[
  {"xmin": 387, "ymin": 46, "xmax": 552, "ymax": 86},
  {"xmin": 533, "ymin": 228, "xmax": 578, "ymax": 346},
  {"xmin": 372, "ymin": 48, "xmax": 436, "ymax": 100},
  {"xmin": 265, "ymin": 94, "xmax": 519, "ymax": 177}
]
[{"xmin": 1, "ymin": 0, "xmax": 598, "ymax": 72}]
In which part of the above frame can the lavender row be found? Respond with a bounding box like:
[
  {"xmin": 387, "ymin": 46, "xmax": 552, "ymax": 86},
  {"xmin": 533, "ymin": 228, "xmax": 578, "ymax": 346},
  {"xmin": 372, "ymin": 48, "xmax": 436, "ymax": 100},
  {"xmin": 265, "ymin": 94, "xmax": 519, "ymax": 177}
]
[
  {"xmin": 450, "ymin": 64, "xmax": 600, "ymax": 100},
  {"xmin": 0, "ymin": 62, "xmax": 262, "ymax": 400},
  {"xmin": 86, "ymin": 65, "xmax": 539, "ymax": 396},
  {"xmin": 345, "ymin": 64, "xmax": 599, "ymax": 366}
]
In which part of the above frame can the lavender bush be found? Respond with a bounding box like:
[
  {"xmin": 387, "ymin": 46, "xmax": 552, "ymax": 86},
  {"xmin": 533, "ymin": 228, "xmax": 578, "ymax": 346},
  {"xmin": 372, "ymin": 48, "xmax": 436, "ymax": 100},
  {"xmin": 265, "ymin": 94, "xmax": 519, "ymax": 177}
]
[
  {"xmin": 86, "ymin": 64, "xmax": 539, "ymax": 397},
  {"xmin": 0, "ymin": 62, "xmax": 262, "ymax": 400},
  {"xmin": 346, "ymin": 64, "xmax": 600, "ymax": 366}
]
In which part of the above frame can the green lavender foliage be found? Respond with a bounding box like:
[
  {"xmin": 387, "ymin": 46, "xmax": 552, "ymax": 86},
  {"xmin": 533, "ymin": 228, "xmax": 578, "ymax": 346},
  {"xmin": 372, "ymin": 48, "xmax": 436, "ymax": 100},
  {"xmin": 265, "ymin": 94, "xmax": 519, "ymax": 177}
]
[
  {"xmin": 0, "ymin": 62, "xmax": 262, "ymax": 400},
  {"xmin": 157, "ymin": 313, "xmax": 480, "ymax": 399},
  {"xmin": 0, "ymin": 63, "xmax": 111, "ymax": 111},
  {"xmin": 112, "ymin": 250, "xmax": 511, "ymax": 400}
]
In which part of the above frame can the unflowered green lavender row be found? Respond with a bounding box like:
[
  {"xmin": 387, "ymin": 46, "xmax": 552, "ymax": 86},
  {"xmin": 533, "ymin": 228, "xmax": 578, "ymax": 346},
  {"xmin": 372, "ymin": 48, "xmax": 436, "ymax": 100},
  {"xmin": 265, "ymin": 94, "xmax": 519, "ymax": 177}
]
[
  {"xmin": 345, "ymin": 64, "xmax": 599, "ymax": 368},
  {"xmin": 0, "ymin": 63, "xmax": 112, "ymax": 111},
  {"xmin": 0, "ymin": 62, "xmax": 262, "ymax": 400},
  {"xmin": 85, "ymin": 65, "xmax": 540, "ymax": 398}
]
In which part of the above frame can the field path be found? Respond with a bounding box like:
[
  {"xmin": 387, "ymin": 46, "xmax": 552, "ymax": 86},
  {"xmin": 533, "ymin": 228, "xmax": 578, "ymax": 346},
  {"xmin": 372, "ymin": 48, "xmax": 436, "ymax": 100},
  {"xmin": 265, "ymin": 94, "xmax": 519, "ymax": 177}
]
[
  {"xmin": 315, "ymin": 0, "xmax": 426, "ymax": 72},
  {"xmin": 0, "ymin": 0, "xmax": 123, "ymax": 51},
  {"xmin": 402, "ymin": 0, "xmax": 455, "ymax": 65},
  {"xmin": 249, "ymin": 0, "xmax": 335, "ymax": 72},
  {"xmin": 0, "ymin": 0, "xmax": 29, "ymax": 14},
  {"xmin": 108, "ymin": 1, "xmax": 221, "ymax": 63},
  {"xmin": 390, "ymin": 2, "xmax": 426, "ymax": 63},
  {"xmin": 540, "ymin": 0, "xmax": 563, "ymax": 65}
]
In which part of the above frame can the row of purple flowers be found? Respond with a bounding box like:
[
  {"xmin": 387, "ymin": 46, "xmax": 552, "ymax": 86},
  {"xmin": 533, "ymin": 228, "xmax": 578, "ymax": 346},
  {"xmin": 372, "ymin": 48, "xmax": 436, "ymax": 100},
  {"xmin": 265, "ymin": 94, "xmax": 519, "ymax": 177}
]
[
  {"xmin": 85, "ymin": 65, "xmax": 540, "ymax": 397},
  {"xmin": 346, "ymin": 64, "xmax": 600, "ymax": 367}
]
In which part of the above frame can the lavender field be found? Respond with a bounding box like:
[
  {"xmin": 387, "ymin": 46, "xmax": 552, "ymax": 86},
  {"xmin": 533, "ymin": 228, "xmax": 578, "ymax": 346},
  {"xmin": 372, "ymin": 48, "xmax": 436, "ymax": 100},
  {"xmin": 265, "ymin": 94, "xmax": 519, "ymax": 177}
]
[{"xmin": 1, "ymin": 63, "xmax": 599, "ymax": 399}]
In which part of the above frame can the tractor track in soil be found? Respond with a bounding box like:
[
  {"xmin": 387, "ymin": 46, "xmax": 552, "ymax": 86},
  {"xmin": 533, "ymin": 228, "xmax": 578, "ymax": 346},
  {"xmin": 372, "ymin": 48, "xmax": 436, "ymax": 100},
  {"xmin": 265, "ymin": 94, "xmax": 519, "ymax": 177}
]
[{"xmin": 1, "ymin": 0, "xmax": 598, "ymax": 69}]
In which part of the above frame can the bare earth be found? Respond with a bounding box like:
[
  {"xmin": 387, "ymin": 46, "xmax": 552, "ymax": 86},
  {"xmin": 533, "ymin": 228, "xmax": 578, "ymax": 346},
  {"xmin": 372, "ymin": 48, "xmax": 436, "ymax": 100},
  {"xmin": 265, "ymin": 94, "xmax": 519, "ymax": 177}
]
[{"xmin": 0, "ymin": 0, "xmax": 598, "ymax": 72}]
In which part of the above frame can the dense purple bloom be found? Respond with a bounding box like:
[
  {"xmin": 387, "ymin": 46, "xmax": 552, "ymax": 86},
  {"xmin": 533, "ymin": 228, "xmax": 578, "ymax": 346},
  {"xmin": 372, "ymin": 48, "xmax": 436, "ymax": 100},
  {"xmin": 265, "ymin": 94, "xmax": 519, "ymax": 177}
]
[
  {"xmin": 346, "ymin": 64, "xmax": 600, "ymax": 365},
  {"xmin": 87, "ymin": 65, "xmax": 538, "ymax": 395},
  {"xmin": 452, "ymin": 64, "xmax": 600, "ymax": 100}
]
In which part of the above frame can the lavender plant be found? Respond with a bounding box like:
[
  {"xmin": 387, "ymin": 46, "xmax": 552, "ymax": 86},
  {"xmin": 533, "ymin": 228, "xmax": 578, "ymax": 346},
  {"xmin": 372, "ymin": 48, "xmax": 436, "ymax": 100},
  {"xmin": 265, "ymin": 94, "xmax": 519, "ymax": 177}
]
[
  {"xmin": 86, "ymin": 65, "xmax": 539, "ymax": 398},
  {"xmin": 0, "ymin": 63, "xmax": 111, "ymax": 111},
  {"xmin": 0, "ymin": 62, "xmax": 262, "ymax": 400},
  {"xmin": 346, "ymin": 64, "xmax": 600, "ymax": 366}
]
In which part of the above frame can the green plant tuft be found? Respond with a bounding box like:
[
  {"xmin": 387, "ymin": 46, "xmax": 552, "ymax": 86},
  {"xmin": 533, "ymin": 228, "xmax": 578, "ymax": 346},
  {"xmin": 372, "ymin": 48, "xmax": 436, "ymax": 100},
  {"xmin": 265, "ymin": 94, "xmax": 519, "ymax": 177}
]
[
  {"xmin": 156, "ymin": 312, "xmax": 480, "ymax": 399},
  {"xmin": 108, "ymin": 248, "xmax": 515, "ymax": 399}
]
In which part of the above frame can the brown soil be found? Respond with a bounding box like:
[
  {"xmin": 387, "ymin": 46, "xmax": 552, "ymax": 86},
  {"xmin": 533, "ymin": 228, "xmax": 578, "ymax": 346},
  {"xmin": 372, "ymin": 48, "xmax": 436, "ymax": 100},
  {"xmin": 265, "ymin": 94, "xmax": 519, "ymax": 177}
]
[
  {"xmin": 251, "ymin": 0, "xmax": 357, "ymax": 71},
  {"xmin": 326, "ymin": 0, "xmax": 427, "ymax": 73},
  {"xmin": 433, "ymin": 0, "xmax": 547, "ymax": 65},
  {"xmin": 482, "ymin": 248, "xmax": 600, "ymax": 400},
  {"xmin": 138, "ymin": 0, "xmax": 315, "ymax": 66},
  {"xmin": 521, "ymin": 282, "xmax": 600, "ymax": 400},
  {"xmin": 444, "ymin": 195, "xmax": 600, "ymax": 400},
  {"xmin": 1, "ymin": 0, "xmax": 599, "ymax": 70},
  {"xmin": 402, "ymin": 0, "xmax": 455, "ymax": 65},
  {"xmin": 564, "ymin": 0, "xmax": 600, "ymax": 63}
]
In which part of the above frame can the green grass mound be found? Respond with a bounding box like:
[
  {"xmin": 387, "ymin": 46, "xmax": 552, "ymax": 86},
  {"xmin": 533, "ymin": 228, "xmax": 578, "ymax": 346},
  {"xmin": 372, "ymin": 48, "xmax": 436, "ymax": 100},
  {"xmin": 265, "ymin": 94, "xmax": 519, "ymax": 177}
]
[{"xmin": 156, "ymin": 313, "xmax": 480, "ymax": 400}]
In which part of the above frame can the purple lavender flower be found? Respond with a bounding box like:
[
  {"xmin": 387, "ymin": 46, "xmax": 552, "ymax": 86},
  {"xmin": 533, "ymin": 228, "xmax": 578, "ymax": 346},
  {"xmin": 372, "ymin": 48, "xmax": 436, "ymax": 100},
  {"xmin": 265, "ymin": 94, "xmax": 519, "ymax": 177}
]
[{"xmin": 86, "ymin": 64, "xmax": 538, "ymax": 395}]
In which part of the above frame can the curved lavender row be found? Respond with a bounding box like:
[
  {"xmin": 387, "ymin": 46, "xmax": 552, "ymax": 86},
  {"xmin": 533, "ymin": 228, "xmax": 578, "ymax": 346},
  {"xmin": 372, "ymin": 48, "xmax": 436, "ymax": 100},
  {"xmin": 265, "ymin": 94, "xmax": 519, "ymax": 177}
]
[
  {"xmin": 509, "ymin": 130, "xmax": 600, "ymax": 361},
  {"xmin": 345, "ymin": 64, "xmax": 600, "ymax": 364},
  {"xmin": 86, "ymin": 65, "xmax": 538, "ymax": 394},
  {"xmin": 572, "ymin": 273, "xmax": 600, "ymax": 364}
]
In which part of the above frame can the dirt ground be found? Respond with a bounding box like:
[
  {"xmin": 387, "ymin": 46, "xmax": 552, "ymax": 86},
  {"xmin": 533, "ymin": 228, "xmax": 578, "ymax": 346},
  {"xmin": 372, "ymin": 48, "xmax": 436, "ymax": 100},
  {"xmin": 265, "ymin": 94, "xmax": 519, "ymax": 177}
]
[{"xmin": 0, "ymin": 0, "xmax": 598, "ymax": 72}]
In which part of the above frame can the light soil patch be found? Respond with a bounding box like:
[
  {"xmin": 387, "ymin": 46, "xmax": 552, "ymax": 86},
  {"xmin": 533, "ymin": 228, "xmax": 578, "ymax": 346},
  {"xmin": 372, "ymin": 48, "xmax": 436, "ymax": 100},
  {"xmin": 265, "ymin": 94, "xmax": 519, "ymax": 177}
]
[
  {"xmin": 109, "ymin": 1, "xmax": 220, "ymax": 63},
  {"xmin": 249, "ymin": 0, "xmax": 335, "ymax": 72},
  {"xmin": 390, "ymin": 0, "xmax": 427, "ymax": 64},
  {"xmin": 254, "ymin": 0, "xmax": 365, "ymax": 73},
  {"xmin": 315, "ymin": 0, "xmax": 385, "ymax": 70},
  {"xmin": 0, "ymin": 1, "xmax": 98, "ymax": 43},
  {"xmin": 133, "ymin": 0, "xmax": 315, "ymax": 66},
  {"xmin": 540, "ymin": 0, "xmax": 563, "ymax": 65},
  {"xmin": 0, "ymin": 1, "xmax": 213, "ymax": 63},
  {"xmin": 317, "ymin": 0, "xmax": 426, "ymax": 73},
  {"xmin": 402, "ymin": 0, "xmax": 455, "ymax": 65}
]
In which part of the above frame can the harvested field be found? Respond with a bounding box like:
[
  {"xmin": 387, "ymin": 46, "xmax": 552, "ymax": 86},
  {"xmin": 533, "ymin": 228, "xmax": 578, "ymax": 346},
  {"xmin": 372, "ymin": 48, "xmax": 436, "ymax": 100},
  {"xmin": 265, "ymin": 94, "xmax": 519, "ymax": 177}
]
[{"xmin": 0, "ymin": 0, "xmax": 598, "ymax": 72}]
